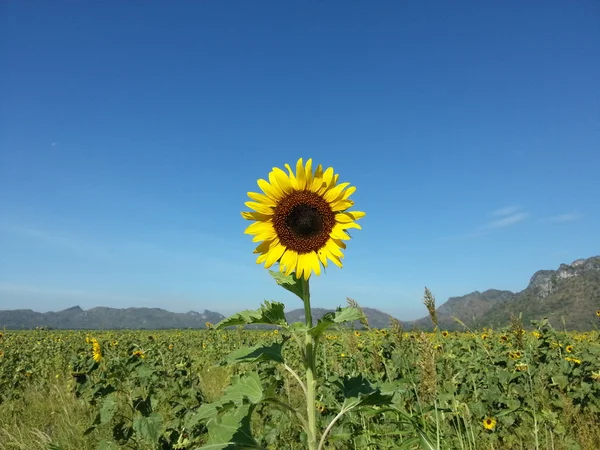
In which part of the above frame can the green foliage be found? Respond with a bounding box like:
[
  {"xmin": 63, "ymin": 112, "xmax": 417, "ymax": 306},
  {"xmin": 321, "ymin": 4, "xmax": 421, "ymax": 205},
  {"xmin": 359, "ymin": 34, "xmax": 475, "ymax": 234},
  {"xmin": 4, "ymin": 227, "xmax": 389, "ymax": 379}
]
[
  {"xmin": 215, "ymin": 301, "xmax": 288, "ymax": 330},
  {"xmin": 1, "ymin": 316, "xmax": 600, "ymax": 449},
  {"xmin": 268, "ymin": 270, "xmax": 307, "ymax": 301}
]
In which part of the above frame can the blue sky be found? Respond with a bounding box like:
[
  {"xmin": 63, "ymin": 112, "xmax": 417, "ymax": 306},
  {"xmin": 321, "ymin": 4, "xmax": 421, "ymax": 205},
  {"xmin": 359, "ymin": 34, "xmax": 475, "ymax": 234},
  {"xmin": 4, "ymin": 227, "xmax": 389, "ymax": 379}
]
[{"xmin": 1, "ymin": 1, "xmax": 599, "ymax": 320}]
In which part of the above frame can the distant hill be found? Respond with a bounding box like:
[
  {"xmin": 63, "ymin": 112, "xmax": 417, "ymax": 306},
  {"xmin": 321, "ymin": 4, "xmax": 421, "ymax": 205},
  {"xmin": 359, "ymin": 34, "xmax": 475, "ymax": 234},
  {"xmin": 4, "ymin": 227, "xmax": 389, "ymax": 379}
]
[
  {"xmin": 409, "ymin": 256, "xmax": 600, "ymax": 331},
  {"xmin": 1, "ymin": 256, "xmax": 598, "ymax": 331},
  {"xmin": 0, "ymin": 306, "xmax": 225, "ymax": 330}
]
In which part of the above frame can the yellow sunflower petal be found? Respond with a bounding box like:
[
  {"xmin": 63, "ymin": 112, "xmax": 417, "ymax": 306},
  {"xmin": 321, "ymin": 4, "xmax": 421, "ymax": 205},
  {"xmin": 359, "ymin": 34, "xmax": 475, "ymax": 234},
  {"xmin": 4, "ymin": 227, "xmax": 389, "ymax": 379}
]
[
  {"xmin": 252, "ymin": 231, "xmax": 276, "ymax": 242},
  {"xmin": 296, "ymin": 253, "xmax": 307, "ymax": 279},
  {"xmin": 244, "ymin": 201, "xmax": 274, "ymax": 215},
  {"xmin": 342, "ymin": 186, "xmax": 356, "ymax": 199},
  {"xmin": 327, "ymin": 252, "xmax": 343, "ymax": 268},
  {"xmin": 258, "ymin": 178, "xmax": 283, "ymax": 200},
  {"xmin": 322, "ymin": 167, "xmax": 334, "ymax": 190},
  {"xmin": 339, "ymin": 221, "xmax": 361, "ymax": 230},
  {"xmin": 241, "ymin": 211, "xmax": 272, "ymax": 221},
  {"xmin": 335, "ymin": 212, "xmax": 360, "ymax": 223},
  {"xmin": 305, "ymin": 158, "xmax": 313, "ymax": 189},
  {"xmin": 347, "ymin": 211, "xmax": 366, "ymax": 220},
  {"xmin": 264, "ymin": 241, "xmax": 286, "ymax": 268},
  {"xmin": 295, "ymin": 158, "xmax": 306, "ymax": 190},
  {"xmin": 284, "ymin": 163, "xmax": 298, "ymax": 189},
  {"xmin": 317, "ymin": 249, "xmax": 329, "ymax": 267},
  {"xmin": 247, "ymin": 191, "xmax": 275, "ymax": 206},
  {"xmin": 331, "ymin": 199, "xmax": 354, "ymax": 211},
  {"xmin": 272, "ymin": 167, "xmax": 293, "ymax": 194},
  {"xmin": 324, "ymin": 182, "xmax": 351, "ymax": 203},
  {"xmin": 330, "ymin": 224, "xmax": 351, "ymax": 240},
  {"xmin": 244, "ymin": 220, "xmax": 274, "ymax": 235},
  {"xmin": 254, "ymin": 240, "xmax": 271, "ymax": 254},
  {"xmin": 307, "ymin": 251, "xmax": 321, "ymax": 276},
  {"xmin": 310, "ymin": 164, "xmax": 325, "ymax": 192},
  {"xmin": 325, "ymin": 239, "xmax": 345, "ymax": 258},
  {"xmin": 280, "ymin": 250, "xmax": 298, "ymax": 276}
]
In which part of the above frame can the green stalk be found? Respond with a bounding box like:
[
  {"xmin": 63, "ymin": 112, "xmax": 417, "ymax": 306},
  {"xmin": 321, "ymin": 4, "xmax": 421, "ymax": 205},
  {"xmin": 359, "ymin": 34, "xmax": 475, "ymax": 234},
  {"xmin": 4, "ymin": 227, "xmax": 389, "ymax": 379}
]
[{"xmin": 302, "ymin": 277, "xmax": 317, "ymax": 450}]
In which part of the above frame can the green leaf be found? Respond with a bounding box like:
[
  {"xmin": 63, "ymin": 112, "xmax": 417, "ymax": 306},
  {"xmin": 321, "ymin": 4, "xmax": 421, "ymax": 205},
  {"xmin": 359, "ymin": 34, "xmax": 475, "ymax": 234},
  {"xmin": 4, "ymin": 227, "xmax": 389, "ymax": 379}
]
[
  {"xmin": 196, "ymin": 374, "xmax": 265, "ymax": 449},
  {"xmin": 269, "ymin": 270, "xmax": 306, "ymax": 301},
  {"xmin": 100, "ymin": 395, "xmax": 118, "ymax": 425},
  {"xmin": 132, "ymin": 412, "xmax": 163, "ymax": 444},
  {"xmin": 335, "ymin": 375, "xmax": 393, "ymax": 411},
  {"xmin": 216, "ymin": 301, "xmax": 287, "ymax": 329},
  {"xmin": 200, "ymin": 403, "xmax": 263, "ymax": 449},
  {"xmin": 222, "ymin": 341, "xmax": 287, "ymax": 365},
  {"xmin": 309, "ymin": 307, "xmax": 366, "ymax": 339},
  {"xmin": 186, "ymin": 372, "xmax": 265, "ymax": 429}
]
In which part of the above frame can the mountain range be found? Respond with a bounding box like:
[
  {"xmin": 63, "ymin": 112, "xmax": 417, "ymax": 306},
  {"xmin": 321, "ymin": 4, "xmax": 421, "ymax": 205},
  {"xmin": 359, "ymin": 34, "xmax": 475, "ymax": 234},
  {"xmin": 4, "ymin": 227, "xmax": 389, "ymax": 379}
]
[{"xmin": 1, "ymin": 256, "xmax": 599, "ymax": 331}]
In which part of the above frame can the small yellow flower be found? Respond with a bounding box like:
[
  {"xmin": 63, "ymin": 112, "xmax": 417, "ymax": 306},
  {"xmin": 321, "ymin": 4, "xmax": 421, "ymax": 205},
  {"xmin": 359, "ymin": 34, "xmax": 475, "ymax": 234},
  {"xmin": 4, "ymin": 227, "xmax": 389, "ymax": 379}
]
[
  {"xmin": 91, "ymin": 339, "xmax": 102, "ymax": 363},
  {"xmin": 273, "ymin": 329, "xmax": 279, "ymax": 335},
  {"xmin": 132, "ymin": 350, "xmax": 145, "ymax": 358},
  {"xmin": 565, "ymin": 345, "xmax": 573, "ymax": 353},
  {"xmin": 483, "ymin": 417, "xmax": 497, "ymax": 430},
  {"xmin": 565, "ymin": 357, "xmax": 581, "ymax": 365},
  {"xmin": 354, "ymin": 331, "xmax": 361, "ymax": 337},
  {"xmin": 500, "ymin": 335, "xmax": 508, "ymax": 342},
  {"xmin": 515, "ymin": 363, "xmax": 528, "ymax": 372},
  {"xmin": 202, "ymin": 343, "xmax": 207, "ymax": 349},
  {"xmin": 340, "ymin": 353, "xmax": 345, "ymax": 357},
  {"xmin": 596, "ymin": 310, "xmax": 600, "ymax": 317},
  {"xmin": 168, "ymin": 344, "xmax": 174, "ymax": 350},
  {"xmin": 481, "ymin": 333, "xmax": 488, "ymax": 340},
  {"xmin": 441, "ymin": 331, "xmax": 449, "ymax": 338},
  {"xmin": 532, "ymin": 331, "xmax": 542, "ymax": 339},
  {"xmin": 205, "ymin": 322, "xmax": 213, "ymax": 329},
  {"xmin": 509, "ymin": 351, "xmax": 523, "ymax": 360}
]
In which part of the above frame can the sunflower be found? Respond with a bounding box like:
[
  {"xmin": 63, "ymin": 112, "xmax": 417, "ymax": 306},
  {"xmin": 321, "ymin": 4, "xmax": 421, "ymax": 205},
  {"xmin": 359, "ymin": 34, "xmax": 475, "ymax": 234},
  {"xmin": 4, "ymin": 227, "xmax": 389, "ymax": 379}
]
[
  {"xmin": 242, "ymin": 158, "xmax": 364, "ymax": 280},
  {"xmin": 565, "ymin": 345, "xmax": 573, "ymax": 353},
  {"xmin": 441, "ymin": 331, "xmax": 449, "ymax": 338},
  {"xmin": 91, "ymin": 339, "xmax": 102, "ymax": 363},
  {"xmin": 596, "ymin": 310, "xmax": 600, "ymax": 318},
  {"xmin": 483, "ymin": 417, "xmax": 497, "ymax": 430}
]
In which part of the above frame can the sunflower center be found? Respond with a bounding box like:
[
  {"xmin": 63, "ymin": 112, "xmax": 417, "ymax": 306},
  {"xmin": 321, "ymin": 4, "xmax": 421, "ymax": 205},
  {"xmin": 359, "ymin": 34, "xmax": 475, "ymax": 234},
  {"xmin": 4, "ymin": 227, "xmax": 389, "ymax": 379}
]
[
  {"xmin": 272, "ymin": 190, "xmax": 336, "ymax": 254},
  {"xmin": 286, "ymin": 204, "xmax": 323, "ymax": 238}
]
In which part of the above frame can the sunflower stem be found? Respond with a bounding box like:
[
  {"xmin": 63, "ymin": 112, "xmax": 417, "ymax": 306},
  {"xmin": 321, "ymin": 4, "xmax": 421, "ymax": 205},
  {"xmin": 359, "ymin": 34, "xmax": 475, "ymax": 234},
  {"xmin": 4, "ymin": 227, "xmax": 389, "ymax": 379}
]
[{"xmin": 302, "ymin": 276, "xmax": 318, "ymax": 450}]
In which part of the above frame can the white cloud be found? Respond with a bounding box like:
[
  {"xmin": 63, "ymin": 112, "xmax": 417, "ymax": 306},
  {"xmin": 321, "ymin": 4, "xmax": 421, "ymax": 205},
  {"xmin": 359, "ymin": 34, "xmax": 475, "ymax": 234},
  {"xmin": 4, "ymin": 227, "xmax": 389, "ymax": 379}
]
[
  {"xmin": 439, "ymin": 208, "xmax": 530, "ymax": 241},
  {"xmin": 541, "ymin": 213, "xmax": 582, "ymax": 223},
  {"xmin": 484, "ymin": 212, "xmax": 530, "ymax": 229},
  {"xmin": 491, "ymin": 206, "xmax": 521, "ymax": 217}
]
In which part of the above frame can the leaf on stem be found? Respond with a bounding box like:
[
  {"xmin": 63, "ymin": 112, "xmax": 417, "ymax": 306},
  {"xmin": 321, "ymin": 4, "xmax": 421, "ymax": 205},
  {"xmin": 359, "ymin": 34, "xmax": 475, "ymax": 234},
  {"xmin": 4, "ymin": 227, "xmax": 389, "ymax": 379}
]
[
  {"xmin": 308, "ymin": 307, "xmax": 365, "ymax": 339},
  {"xmin": 215, "ymin": 301, "xmax": 288, "ymax": 329}
]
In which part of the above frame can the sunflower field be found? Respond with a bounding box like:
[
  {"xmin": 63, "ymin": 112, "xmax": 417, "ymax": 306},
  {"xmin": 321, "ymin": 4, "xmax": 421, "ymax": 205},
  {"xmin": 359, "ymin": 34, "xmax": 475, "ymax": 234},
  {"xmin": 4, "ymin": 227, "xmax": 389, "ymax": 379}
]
[{"xmin": 1, "ymin": 318, "xmax": 600, "ymax": 450}]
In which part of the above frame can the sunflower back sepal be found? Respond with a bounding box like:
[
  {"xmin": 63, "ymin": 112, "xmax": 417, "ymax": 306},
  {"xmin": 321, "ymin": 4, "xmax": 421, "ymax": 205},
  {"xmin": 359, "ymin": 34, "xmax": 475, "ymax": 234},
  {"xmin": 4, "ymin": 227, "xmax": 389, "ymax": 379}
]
[
  {"xmin": 215, "ymin": 301, "xmax": 288, "ymax": 330},
  {"xmin": 268, "ymin": 270, "xmax": 306, "ymax": 301}
]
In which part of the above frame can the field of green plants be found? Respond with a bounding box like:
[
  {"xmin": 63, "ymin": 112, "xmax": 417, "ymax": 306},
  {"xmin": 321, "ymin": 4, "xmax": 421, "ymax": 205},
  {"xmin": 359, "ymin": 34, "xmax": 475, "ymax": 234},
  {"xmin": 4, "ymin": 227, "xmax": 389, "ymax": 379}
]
[{"xmin": 1, "ymin": 314, "xmax": 599, "ymax": 450}]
